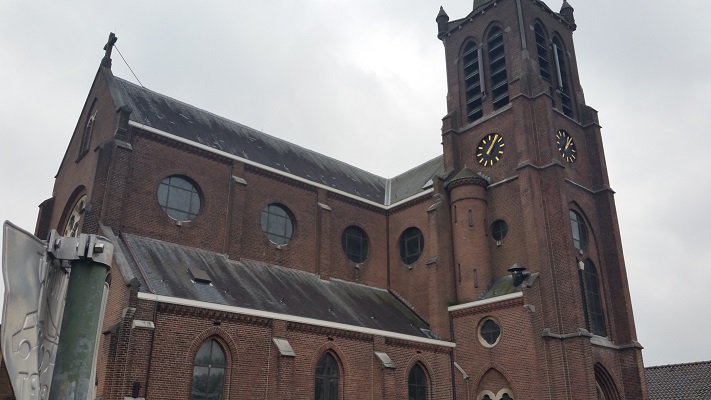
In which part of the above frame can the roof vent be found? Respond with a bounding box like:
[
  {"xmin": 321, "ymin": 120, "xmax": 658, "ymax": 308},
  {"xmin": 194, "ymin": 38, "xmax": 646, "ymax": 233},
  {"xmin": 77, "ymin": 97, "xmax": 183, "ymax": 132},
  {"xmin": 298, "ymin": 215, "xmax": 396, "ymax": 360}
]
[{"xmin": 188, "ymin": 266, "xmax": 212, "ymax": 284}]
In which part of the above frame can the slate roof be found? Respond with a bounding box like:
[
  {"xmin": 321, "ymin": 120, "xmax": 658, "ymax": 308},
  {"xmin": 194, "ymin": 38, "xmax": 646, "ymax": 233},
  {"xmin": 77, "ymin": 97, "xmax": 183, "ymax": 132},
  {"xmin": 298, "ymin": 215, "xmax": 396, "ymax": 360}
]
[
  {"xmin": 119, "ymin": 234, "xmax": 434, "ymax": 339},
  {"xmin": 109, "ymin": 75, "xmax": 443, "ymax": 206},
  {"xmin": 645, "ymin": 361, "xmax": 711, "ymax": 399},
  {"xmin": 389, "ymin": 155, "xmax": 445, "ymax": 204}
]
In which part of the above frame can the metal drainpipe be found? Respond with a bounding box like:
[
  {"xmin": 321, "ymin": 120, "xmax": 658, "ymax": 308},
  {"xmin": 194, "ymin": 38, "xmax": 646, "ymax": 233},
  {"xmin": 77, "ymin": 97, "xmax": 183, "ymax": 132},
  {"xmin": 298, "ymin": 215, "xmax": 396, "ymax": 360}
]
[
  {"xmin": 449, "ymin": 311, "xmax": 458, "ymax": 400},
  {"xmin": 386, "ymin": 209, "xmax": 391, "ymax": 290}
]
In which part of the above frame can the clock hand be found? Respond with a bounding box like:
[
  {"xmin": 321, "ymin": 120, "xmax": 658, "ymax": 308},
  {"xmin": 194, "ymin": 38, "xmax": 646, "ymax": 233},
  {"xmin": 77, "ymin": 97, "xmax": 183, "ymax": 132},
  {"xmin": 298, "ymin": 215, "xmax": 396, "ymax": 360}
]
[
  {"xmin": 486, "ymin": 134, "xmax": 498, "ymax": 154},
  {"xmin": 564, "ymin": 136, "xmax": 571, "ymax": 150}
]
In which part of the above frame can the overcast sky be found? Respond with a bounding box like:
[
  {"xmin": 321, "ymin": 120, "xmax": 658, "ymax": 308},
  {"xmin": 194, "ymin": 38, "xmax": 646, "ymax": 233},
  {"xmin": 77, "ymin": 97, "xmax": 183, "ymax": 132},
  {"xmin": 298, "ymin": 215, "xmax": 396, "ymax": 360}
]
[{"xmin": 1, "ymin": 0, "xmax": 710, "ymax": 368}]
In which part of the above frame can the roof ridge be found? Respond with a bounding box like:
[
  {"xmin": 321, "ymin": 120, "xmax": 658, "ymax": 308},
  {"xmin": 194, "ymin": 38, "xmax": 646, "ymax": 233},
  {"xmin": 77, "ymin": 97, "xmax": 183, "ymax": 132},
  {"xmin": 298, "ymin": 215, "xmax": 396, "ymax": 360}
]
[{"xmin": 646, "ymin": 360, "xmax": 711, "ymax": 369}]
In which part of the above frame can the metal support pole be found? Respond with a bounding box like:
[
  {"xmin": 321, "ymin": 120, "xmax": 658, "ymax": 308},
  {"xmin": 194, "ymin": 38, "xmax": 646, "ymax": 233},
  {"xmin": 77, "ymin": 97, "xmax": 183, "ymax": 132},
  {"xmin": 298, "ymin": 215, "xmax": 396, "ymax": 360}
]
[
  {"xmin": 48, "ymin": 260, "xmax": 109, "ymax": 400},
  {"xmin": 47, "ymin": 232, "xmax": 112, "ymax": 400}
]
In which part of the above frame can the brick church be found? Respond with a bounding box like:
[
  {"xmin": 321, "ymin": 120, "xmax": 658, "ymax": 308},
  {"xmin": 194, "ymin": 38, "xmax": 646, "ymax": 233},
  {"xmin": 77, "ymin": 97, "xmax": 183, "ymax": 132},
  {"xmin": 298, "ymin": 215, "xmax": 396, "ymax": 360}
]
[{"xmin": 32, "ymin": 0, "xmax": 648, "ymax": 399}]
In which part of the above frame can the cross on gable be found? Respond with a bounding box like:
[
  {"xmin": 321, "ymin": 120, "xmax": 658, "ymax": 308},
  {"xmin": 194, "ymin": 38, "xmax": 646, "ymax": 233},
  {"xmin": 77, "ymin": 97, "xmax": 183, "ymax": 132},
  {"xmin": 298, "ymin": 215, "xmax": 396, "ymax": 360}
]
[{"xmin": 101, "ymin": 32, "xmax": 118, "ymax": 69}]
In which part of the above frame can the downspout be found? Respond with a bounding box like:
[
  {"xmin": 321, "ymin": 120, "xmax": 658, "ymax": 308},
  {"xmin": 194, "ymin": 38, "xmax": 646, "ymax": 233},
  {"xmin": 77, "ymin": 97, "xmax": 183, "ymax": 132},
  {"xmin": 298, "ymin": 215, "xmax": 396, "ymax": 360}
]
[
  {"xmin": 449, "ymin": 312, "xmax": 458, "ymax": 400},
  {"xmin": 385, "ymin": 180, "xmax": 392, "ymax": 290}
]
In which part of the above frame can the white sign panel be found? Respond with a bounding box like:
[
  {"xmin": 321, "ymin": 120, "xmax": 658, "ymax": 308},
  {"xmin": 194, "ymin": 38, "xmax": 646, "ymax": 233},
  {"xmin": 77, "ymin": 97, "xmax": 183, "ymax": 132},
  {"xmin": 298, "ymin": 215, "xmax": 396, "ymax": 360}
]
[{"xmin": 2, "ymin": 222, "xmax": 69, "ymax": 399}]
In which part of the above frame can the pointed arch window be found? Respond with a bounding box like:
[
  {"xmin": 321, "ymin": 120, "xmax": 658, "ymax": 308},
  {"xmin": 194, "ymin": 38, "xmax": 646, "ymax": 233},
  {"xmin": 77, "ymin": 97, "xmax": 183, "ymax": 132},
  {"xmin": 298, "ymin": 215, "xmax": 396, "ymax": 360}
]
[
  {"xmin": 534, "ymin": 24, "xmax": 551, "ymax": 82},
  {"xmin": 191, "ymin": 339, "xmax": 226, "ymax": 400},
  {"xmin": 408, "ymin": 364, "xmax": 428, "ymax": 400},
  {"xmin": 553, "ymin": 37, "xmax": 574, "ymax": 117},
  {"xmin": 463, "ymin": 41, "xmax": 484, "ymax": 122},
  {"xmin": 569, "ymin": 210, "xmax": 588, "ymax": 251},
  {"xmin": 583, "ymin": 259, "xmax": 607, "ymax": 337},
  {"xmin": 594, "ymin": 364, "xmax": 621, "ymax": 400},
  {"xmin": 315, "ymin": 352, "xmax": 339, "ymax": 400},
  {"xmin": 78, "ymin": 99, "xmax": 97, "ymax": 160},
  {"xmin": 487, "ymin": 27, "xmax": 509, "ymax": 110},
  {"xmin": 62, "ymin": 195, "xmax": 87, "ymax": 237}
]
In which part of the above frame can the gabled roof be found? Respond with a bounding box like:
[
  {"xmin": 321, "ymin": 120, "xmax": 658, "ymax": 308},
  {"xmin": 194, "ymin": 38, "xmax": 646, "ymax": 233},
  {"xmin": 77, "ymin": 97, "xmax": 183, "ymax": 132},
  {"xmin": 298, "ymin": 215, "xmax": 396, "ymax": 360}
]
[
  {"xmin": 108, "ymin": 76, "xmax": 443, "ymax": 206},
  {"xmin": 389, "ymin": 155, "xmax": 444, "ymax": 204},
  {"xmin": 119, "ymin": 234, "xmax": 434, "ymax": 339},
  {"xmin": 645, "ymin": 361, "xmax": 711, "ymax": 399}
]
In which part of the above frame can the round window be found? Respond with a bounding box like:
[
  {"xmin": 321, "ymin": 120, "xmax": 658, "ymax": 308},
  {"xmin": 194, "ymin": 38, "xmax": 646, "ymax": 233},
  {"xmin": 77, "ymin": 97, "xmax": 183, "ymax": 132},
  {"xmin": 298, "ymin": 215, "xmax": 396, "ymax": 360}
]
[
  {"xmin": 479, "ymin": 318, "xmax": 501, "ymax": 347},
  {"xmin": 157, "ymin": 176, "xmax": 202, "ymax": 222},
  {"xmin": 260, "ymin": 203, "xmax": 295, "ymax": 245},
  {"xmin": 399, "ymin": 227, "xmax": 424, "ymax": 265},
  {"xmin": 342, "ymin": 226, "xmax": 369, "ymax": 263},
  {"xmin": 490, "ymin": 220, "xmax": 508, "ymax": 242}
]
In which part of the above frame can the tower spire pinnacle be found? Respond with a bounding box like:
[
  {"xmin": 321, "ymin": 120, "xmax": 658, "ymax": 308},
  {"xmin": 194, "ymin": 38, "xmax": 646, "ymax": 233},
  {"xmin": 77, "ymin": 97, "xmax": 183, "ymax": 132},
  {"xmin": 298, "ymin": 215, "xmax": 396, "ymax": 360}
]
[
  {"xmin": 560, "ymin": 0, "xmax": 576, "ymax": 26},
  {"xmin": 101, "ymin": 32, "xmax": 118, "ymax": 69},
  {"xmin": 436, "ymin": 6, "xmax": 450, "ymax": 38}
]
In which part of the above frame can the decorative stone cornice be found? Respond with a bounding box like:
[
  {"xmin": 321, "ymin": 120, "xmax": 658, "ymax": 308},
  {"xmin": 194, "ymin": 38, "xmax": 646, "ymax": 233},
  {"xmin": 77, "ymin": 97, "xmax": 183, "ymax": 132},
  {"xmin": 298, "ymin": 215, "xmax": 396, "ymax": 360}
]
[
  {"xmin": 450, "ymin": 295, "xmax": 524, "ymax": 318},
  {"xmin": 287, "ymin": 322, "xmax": 373, "ymax": 342},
  {"xmin": 385, "ymin": 338, "xmax": 452, "ymax": 354},
  {"xmin": 245, "ymin": 163, "xmax": 319, "ymax": 193},
  {"xmin": 157, "ymin": 302, "xmax": 272, "ymax": 327}
]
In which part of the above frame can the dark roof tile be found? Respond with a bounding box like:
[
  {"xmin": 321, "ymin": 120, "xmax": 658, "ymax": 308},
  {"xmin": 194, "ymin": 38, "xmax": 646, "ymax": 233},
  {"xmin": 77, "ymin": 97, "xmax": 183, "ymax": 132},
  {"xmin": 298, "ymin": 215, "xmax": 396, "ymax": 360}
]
[
  {"xmin": 645, "ymin": 360, "xmax": 711, "ymax": 399},
  {"xmin": 119, "ymin": 234, "xmax": 434, "ymax": 339},
  {"xmin": 113, "ymin": 77, "xmax": 387, "ymax": 203}
]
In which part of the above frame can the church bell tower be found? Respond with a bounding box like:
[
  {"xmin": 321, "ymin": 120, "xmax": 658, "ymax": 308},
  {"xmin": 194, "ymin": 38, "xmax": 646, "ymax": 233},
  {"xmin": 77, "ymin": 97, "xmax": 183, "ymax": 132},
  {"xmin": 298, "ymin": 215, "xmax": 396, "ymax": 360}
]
[{"xmin": 437, "ymin": 1, "xmax": 648, "ymax": 398}]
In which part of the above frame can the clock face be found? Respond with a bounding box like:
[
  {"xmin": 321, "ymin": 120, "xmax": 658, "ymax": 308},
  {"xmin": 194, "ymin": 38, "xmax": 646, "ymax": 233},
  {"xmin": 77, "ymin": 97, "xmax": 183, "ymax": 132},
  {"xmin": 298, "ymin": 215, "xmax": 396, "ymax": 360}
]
[
  {"xmin": 556, "ymin": 130, "xmax": 577, "ymax": 163},
  {"xmin": 476, "ymin": 133, "xmax": 505, "ymax": 167}
]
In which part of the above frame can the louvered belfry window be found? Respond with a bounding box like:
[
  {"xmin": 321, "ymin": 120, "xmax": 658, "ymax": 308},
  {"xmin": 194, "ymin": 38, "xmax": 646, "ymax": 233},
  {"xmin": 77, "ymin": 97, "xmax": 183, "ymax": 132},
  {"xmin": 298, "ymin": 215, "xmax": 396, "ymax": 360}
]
[
  {"xmin": 462, "ymin": 41, "xmax": 483, "ymax": 122},
  {"xmin": 534, "ymin": 24, "xmax": 551, "ymax": 82},
  {"xmin": 553, "ymin": 37, "xmax": 574, "ymax": 118},
  {"xmin": 487, "ymin": 27, "xmax": 509, "ymax": 110}
]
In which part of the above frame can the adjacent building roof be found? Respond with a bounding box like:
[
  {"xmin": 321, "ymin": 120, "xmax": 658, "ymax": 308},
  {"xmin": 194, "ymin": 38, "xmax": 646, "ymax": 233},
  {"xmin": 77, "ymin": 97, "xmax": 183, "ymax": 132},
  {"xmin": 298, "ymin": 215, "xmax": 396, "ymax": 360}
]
[
  {"xmin": 108, "ymin": 75, "xmax": 443, "ymax": 206},
  {"xmin": 119, "ymin": 234, "xmax": 433, "ymax": 339},
  {"xmin": 645, "ymin": 361, "xmax": 711, "ymax": 399}
]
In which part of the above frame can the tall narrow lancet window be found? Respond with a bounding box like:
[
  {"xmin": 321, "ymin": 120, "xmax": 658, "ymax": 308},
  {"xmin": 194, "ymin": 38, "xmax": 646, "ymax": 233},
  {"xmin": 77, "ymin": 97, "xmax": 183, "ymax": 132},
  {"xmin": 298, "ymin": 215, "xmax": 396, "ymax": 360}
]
[
  {"xmin": 408, "ymin": 364, "xmax": 428, "ymax": 400},
  {"xmin": 583, "ymin": 259, "xmax": 607, "ymax": 337},
  {"xmin": 534, "ymin": 24, "xmax": 551, "ymax": 82},
  {"xmin": 191, "ymin": 339, "xmax": 226, "ymax": 400},
  {"xmin": 553, "ymin": 37, "xmax": 574, "ymax": 117},
  {"xmin": 569, "ymin": 210, "xmax": 588, "ymax": 251},
  {"xmin": 315, "ymin": 353, "xmax": 339, "ymax": 400},
  {"xmin": 463, "ymin": 41, "xmax": 483, "ymax": 122},
  {"xmin": 487, "ymin": 27, "xmax": 509, "ymax": 109},
  {"xmin": 78, "ymin": 99, "xmax": 97, "ymax": 160}
]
